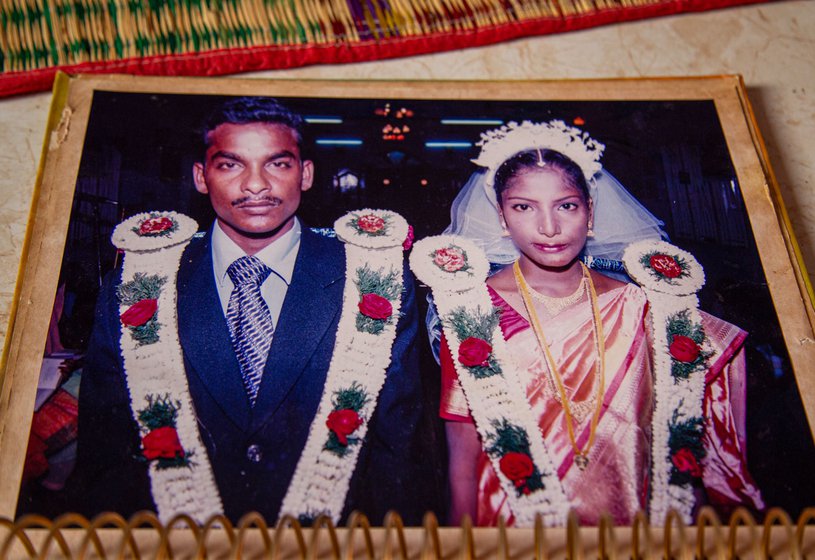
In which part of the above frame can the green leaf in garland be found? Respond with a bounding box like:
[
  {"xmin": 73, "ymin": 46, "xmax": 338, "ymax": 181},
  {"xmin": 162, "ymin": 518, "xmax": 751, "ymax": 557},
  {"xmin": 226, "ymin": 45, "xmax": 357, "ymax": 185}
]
[
  {"xmin": 486, "ymin": 420, "xmax": 530, "ymax": 456},
  {"xmin": 355, "ymin": 314, "xmax": 384, "ymax": 334},
  {"xmin": 137, "ymin": 394, "xmax": 195, "ymax": 469},
  {"xmin": 324, "ymin": 431, "xmax": 361, "ymax": 457},
  {"xmin": 323, "ymin": 383, "xmax": 369, "ymax": 457},
  {"xmin": 355, "ymin": 265, "xmax": 401, "ymax": 300},
  {"xmin": 485, "ymin": 420, "xmax": 546, "ymax": 496},
  {"xmin": 332, "ymin": 382, "xmax": 369, "ymax": 412},
  {"xmin": 129, "ymin": 316, "xmax": 162, "ymax": 346},
  {"xmin": 155, "ymin": 450, "xmax": 196, "ymax": 470},
  {"xmin": 354, "ymin": 265, "xmax": 401, "ymax": 334},
  {"xmin": 137, "ymin": 394, "xmax": 180, "ymax": 431},
  {"xmin": 666, "ymin": 310, "xmax": 712, "ymax": 381},
  {"xmin": 118, "ymin": 273, "xmax": 167, "ymax": 306},
  {"xmin": 667, "ymin": 406, "xmax": 706, "ymax": 487},
  {"xmin": 447, "ymin": 306, "xmax": 503, "ymax": 378},
  {"xmin": 118, "ymin": 273, "xmax": 167, "ymax": 345}
]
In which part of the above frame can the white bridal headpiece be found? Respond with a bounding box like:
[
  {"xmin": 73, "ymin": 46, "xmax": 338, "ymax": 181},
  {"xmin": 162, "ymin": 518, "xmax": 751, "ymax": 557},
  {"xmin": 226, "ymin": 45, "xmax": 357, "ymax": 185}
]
[
  {"xmin": 472, "ymin": 120, "xmax": 605, "ymax": 188},
  {"xmin": 446, "ymin": 119, "xmax": 668, "ymax": 265}
]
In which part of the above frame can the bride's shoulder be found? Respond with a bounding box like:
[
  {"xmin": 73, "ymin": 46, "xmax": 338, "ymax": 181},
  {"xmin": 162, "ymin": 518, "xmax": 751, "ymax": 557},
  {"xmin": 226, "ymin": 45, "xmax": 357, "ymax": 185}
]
[
  {"xmin": 588, "ymin": 269, "xmax": 628, "ymax": 295},
  {"xmin": 486, "ymin": 266, "xmax": 516, "ymax": 292}
]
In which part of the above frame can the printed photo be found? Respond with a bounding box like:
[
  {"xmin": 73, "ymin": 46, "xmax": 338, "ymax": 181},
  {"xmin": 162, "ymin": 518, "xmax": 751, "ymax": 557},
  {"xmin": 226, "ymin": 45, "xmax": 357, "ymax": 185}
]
[{"xmin": 3, "ymin": 77, "xmax": 814, "ymax": 530}]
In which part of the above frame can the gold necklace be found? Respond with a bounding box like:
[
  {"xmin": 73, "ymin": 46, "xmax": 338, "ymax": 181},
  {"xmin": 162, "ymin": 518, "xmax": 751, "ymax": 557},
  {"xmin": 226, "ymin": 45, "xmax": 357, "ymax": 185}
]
[
  {"xmin": 528, "ymin": 273, "xmax": 595, "ymax": 422},
  {"xmin": 513, "ymin": 261, "xmax": 606, "ymax": 471},
  {"xmin": 527, "ymin": 275, "xmax": 587, "ymax": 316}
]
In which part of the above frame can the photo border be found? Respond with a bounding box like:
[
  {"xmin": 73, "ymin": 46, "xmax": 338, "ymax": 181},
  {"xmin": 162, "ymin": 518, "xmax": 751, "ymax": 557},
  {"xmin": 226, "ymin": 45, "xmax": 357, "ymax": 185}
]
[{"xmin": 1, "ymin": 72, "xmax": 813, "ymax": 525}]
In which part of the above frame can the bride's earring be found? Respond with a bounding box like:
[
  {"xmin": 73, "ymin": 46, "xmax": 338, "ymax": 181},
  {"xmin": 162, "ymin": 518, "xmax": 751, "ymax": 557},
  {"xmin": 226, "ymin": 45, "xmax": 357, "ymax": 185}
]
[
  {"xmin": 586, "ymin": 221, "xmax": 595, "ymax": 238},
  {"xmin": 500, "ymin": 219, "xmax": 511, "ymax": 237}
]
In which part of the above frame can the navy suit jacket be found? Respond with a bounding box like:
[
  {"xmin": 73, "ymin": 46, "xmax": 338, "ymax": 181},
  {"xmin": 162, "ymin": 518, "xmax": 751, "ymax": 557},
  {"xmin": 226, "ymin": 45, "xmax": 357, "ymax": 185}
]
[{"xmin": 73, "ymin": 226, "xmax": 429, "ymax": 524}]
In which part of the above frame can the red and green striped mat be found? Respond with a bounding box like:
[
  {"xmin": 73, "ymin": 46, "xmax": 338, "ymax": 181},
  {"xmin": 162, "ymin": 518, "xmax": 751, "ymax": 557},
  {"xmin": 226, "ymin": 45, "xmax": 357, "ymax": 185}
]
[{"xmin": 0, "ymin": 0, "xmax": 771, "ymax": 96}]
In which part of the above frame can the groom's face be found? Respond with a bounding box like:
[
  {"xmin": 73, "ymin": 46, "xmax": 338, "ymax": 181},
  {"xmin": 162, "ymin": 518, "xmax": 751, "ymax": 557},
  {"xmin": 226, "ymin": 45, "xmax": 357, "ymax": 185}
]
[{"xmin": 193, "ymin": 121, "xmax": 314, "ymax": 251}]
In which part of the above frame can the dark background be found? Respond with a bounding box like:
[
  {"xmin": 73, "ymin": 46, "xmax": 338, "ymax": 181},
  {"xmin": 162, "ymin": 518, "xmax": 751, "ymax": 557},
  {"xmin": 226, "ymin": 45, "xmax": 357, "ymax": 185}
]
[{"xmin": 20, "ymin": 90, "xmax": 815, "ymax": 520}]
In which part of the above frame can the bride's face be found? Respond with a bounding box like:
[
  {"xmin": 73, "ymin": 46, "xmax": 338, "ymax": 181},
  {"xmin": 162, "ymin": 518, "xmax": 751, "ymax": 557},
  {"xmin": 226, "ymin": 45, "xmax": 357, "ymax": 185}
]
[{"xmin": 499, "ymin": 167, "xmax": 592, "ymax": 270}]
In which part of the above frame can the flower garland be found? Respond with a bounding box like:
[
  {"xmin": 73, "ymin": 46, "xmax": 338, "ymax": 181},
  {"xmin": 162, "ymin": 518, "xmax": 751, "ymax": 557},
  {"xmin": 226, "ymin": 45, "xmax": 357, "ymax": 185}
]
[
  {"xmin": 410, "ymin": 235, "xmax": 569, "ymax": 527},
  {"xmin": 114, "ymin": 209, "xmax": 411, "ymax": 525},
  {"xmin": 622, "ymin": 240, "xmax": 710, "ymax": 523},
  {"xmin": 112, "ymin": 211, "xmax": 224, "ymax": 524},
  {"xmin": 278, "ymin": 209, "xmax": 410, "ymax": 525},
  {"xmin": 413, "ymin": 235, "xmax": 717, "ymax": 525}
]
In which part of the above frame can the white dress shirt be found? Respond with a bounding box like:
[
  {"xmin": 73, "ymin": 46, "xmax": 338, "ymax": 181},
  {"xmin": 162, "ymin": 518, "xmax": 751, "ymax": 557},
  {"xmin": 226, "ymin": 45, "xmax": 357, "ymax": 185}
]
[{"xmin": 211, "ymin": 218, "xmax": 302, "ymax": 328}]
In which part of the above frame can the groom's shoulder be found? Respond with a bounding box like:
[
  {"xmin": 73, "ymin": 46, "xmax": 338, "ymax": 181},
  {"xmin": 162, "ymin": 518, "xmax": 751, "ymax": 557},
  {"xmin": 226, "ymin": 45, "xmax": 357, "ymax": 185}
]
[
  {"xmin": 179, "ymin": 229, "xmax": 211, "ymax": 261},
  {"xmin": 302, "ymin": 225, "xmax": 345, "ymax": 257}
]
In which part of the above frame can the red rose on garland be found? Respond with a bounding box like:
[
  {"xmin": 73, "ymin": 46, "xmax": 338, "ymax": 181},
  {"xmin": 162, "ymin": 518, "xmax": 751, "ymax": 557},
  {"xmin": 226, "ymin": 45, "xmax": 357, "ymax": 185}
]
[
  {"xmin": 433, "ymin": 247, "xmax": 467, "ymax": 272},
  {"xmin": 649, "ymin": 254, "xmax": 682, "ymax": 278},
  {"xmin": 458, "ymin": 337, "xmax": 492, "ymax": 367},
  {"xmin": 326, "ymin": 409, "xmax": 363, "ymax": 445},
  {"xmin": 671, "ymin": 447, "xmax": 702, "ymax": 477},
  {"xmin": 142, "ymin": 426, "xmax": 185, "ymax": 460},
  {"xmin": 120, "ymin": 298, "xmax": 158, "ymax": 327},
  {"xmin": 403, "ymin": 225, "xmax": 415, "ymax": 251},
  {"xmin": 669, "ymin": 335, "xmax": 701, "ymax": 363},
  {"xmin": 139, "ymin": 216, "xmax": 174, "ymax": 236},
  {"xmin": 358, "ymin": 293, "xmax": 393, "ymax": 320},
  {"xmin": 499, "ymin": 452, "xmax": 534, "ymax": 485},
  {"xmin": 357, "ymin": 214, "xmax": 386, "ymax": 234}
]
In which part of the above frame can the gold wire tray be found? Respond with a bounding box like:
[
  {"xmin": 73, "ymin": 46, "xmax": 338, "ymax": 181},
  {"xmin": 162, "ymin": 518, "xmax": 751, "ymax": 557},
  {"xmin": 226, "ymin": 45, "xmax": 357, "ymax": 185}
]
[{"xmin": 3, "ymin": 508, "xmax": 815, "ymax": 558}]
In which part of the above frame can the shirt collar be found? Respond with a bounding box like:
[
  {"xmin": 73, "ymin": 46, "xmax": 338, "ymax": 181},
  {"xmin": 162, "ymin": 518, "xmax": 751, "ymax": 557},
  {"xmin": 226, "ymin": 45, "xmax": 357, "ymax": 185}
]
[{"xmin": 212, "ymin": 218, "xmax": 301, "ymax": 287}]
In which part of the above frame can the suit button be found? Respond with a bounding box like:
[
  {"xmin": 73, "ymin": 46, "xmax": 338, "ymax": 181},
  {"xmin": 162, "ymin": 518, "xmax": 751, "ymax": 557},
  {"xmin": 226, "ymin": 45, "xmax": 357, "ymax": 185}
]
[{"xmin": 246, "ymin": 444, "xmax": 262, "ymax": 463}]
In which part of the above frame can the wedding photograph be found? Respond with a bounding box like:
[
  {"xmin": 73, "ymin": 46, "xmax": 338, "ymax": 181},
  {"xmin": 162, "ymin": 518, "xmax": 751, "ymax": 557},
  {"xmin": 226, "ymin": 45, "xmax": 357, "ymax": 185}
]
[{"xmin": 3, "ymin": 77, "xmax": 814, "ymax": 532}]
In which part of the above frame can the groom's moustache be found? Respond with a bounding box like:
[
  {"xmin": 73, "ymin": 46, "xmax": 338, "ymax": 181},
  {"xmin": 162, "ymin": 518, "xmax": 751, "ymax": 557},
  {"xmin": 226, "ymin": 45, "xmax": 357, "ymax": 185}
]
[{"xmin": 231, "ymin": 195, "xmax": 283, "ymax": 207}]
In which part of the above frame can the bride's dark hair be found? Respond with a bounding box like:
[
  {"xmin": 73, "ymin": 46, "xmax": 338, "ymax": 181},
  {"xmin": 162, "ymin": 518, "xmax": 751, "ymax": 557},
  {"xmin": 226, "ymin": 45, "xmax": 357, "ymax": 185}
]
[{"xmin": 493, "ymin": 149, "xmax": 590, "ymax": 205}]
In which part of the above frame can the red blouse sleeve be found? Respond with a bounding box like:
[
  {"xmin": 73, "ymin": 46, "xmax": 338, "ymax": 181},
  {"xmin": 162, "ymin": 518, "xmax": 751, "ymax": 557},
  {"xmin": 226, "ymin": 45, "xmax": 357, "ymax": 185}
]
[{"xmin": 440, "ymin": 334, "xmax": 474, "ymax": 423}]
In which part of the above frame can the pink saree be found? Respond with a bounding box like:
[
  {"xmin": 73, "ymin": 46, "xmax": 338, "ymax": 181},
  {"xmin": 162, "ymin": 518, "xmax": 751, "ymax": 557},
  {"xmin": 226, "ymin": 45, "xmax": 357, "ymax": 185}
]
[{"xmin": 441, "ymin": 283, "xmax": 764, "ymax": 526}]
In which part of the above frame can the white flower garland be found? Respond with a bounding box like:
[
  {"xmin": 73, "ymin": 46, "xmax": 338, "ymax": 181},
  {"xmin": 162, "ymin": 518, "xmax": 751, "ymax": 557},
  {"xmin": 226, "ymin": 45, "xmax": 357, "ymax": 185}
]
[
  {"xmin": 413, "ymin": 235, "xmax": 715, "ymax": 526},
  {"xmin": 115, "ymin": 209, "xmax": 409, "ymax": 525},
  {"xmin": 112, "ymin": 212, "xmax": 199, "ymax": 253},
  {"xmin": 410, "ymin": 235, "xmax": 569, "ymax": 527},
  {"xmin": 623, "ymin": 240, "xmax": 710, "ymax": 524},
  {"xmin": 623, "ymin": 240, "xmax": 705, "ymax": 296},
  {"xmin": 279, "ymin": 209, "xmax": 409, "ymax": 524},
  {"xmin": 113, "ymin": 211, "xmax": 224, "ymax": 524}
]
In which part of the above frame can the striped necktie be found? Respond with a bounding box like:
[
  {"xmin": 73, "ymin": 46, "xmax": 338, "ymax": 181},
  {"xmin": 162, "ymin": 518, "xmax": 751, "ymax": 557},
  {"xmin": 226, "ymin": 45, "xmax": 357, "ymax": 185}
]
[{"xmin": 226, "ymin": 255, "xmax": 274, "ymax": 406}]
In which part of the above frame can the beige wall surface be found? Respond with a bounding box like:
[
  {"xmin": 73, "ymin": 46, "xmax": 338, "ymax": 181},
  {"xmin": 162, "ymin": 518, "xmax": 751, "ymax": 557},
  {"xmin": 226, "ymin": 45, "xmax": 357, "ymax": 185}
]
[{"xmin": 0, "ymin": 0, "xmax": 812, "ymax": 357}]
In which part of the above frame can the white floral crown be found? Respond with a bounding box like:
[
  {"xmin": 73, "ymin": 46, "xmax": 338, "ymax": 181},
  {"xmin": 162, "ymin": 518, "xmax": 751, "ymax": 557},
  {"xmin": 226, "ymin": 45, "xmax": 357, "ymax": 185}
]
[{"xmin": 472, "ymin": 120, "xmax": 605, "ymax": 186}]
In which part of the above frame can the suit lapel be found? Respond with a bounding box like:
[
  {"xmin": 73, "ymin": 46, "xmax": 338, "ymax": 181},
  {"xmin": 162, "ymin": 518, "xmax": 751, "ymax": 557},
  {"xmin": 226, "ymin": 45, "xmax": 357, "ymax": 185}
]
[
  {"xmin": 177, "ymin": 232, "xmax": 251, "ymax": 429},
  {"xmin": 250, "ymin": 228, "xmax": 345, "ymax": 430}
]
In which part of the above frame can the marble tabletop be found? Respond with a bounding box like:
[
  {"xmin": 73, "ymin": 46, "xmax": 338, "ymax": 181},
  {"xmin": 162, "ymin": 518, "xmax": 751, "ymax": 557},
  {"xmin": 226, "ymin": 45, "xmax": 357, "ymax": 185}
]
[{"xmin": 0, "ymin": 0, "xmax": 812, "ymax": 351}]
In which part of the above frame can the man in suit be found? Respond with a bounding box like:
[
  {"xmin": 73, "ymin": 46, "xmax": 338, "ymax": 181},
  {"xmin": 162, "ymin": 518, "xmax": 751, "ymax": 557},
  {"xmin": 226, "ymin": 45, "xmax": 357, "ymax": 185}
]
[{"xmin": 72, "ymin": 97, "xmax": 431, "ymax": 525}]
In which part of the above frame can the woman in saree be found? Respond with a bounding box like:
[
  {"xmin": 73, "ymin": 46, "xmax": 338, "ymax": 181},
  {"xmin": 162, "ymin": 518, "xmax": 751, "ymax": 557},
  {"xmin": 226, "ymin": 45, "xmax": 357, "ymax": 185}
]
[{"xmin": 412, "ymin": 120, "xmax": 763, "ymax": 527}]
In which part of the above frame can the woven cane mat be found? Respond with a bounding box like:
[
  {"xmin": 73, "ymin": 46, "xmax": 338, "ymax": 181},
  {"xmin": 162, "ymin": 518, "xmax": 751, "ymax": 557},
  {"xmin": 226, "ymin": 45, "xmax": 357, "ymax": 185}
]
[{"xmin": 0, "ymin": 0, "xmax": 770, "ymax": 96}]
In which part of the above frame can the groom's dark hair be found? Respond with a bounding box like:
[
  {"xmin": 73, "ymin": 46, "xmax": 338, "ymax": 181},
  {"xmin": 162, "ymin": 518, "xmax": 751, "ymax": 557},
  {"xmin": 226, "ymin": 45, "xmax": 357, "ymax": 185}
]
[{"xmin": 199, "ymin": 96, "xmax": 305, "ymax": 152}]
